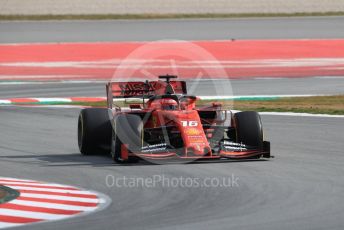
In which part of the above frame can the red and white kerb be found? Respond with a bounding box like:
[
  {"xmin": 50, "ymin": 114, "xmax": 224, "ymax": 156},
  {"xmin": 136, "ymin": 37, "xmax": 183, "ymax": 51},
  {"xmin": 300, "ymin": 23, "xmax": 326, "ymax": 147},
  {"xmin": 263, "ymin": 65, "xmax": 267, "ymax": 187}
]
[{"xmin": 0, "ymin": 177, "xmax": 108, "ymax": 229}]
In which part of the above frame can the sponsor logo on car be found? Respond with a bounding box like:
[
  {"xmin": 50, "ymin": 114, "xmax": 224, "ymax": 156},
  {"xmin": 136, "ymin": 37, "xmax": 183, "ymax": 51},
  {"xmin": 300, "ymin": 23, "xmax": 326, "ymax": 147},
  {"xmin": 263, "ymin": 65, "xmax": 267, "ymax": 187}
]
[
  {"xmin": 222, "ymin": 141, "xmax": 248, "ymax": 148},
  {"xmin": 188, "ymin": 135, "xmax": 205, "ymax": 143},
  {"xmin": 223, "ymin": 146, "xmax": 248, "ymax": 151},
  {"xmin": 185, "ymin": 128, "xmax": 201, "ymax": 135},
  {"xmin": 141, "ymin": 143, "xmax": 167, "ymax": 153},
  {"xmin": 222, "ymin": 141, "xmax": 250, "ymax": 151}
]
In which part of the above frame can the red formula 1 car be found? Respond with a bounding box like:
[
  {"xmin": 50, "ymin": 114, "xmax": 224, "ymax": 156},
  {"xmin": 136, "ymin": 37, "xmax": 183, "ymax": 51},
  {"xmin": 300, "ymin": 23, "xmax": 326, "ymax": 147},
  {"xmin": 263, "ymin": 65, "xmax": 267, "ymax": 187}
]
[{"xmin": 78, "ymin": 75, "xmax": 271, "ymax": 163}]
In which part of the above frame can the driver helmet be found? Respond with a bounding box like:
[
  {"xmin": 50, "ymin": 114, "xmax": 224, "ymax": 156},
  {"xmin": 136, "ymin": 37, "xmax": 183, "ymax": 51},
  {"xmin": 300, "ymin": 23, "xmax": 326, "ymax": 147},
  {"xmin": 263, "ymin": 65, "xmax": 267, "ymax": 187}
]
[{"xmin": 161, "ymin": 98, "xmax": 178, "ymax": 110}]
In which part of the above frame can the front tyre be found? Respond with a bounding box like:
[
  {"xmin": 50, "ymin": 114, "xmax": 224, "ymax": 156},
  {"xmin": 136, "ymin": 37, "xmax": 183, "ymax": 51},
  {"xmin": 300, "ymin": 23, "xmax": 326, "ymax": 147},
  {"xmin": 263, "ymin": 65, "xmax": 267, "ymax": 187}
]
[{"xmin": 234, "ymin": 111, "xmax": 264, "ymax": 153}]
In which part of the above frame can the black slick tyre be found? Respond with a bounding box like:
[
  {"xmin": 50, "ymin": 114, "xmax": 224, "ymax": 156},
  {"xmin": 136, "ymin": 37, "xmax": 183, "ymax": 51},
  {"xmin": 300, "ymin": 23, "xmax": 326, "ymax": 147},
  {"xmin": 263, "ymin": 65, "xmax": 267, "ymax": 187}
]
[
  {"xmin": 234, "ymin": 111, "xmax": 264, "ymax": 150},
  {"xmin": 78, "ymin": 108, "xmax": 112, "ymax": 155}
]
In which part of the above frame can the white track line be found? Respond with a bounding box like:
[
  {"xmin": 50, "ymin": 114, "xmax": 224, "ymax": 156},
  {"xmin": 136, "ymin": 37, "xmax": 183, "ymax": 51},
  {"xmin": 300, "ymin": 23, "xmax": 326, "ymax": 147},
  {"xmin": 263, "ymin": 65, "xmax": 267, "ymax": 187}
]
[
  {"xmin": 0, "ymin": 75, "xmax": 343, "ymax": 85},
  {"xmin": 0, "ymin": 94, "xmax": 327, "ymax": 104},
  {"xmin": 7, "ymin": 186, "xmax": 97, "ymax": 195},
  {"xmin": 0, "ymin": 209, "xmax": 69, "ymax": 220},
  {"xmin": 1, "ymin": 57, "xmax": 344, "ymax": 68},
  {"xmin": 0, "ymin": 223, "xmax": 21, "ymax": 228},
  {"xmin": 19, "ymin": 193, "xmax": 100, "ymax": 203},
  {"xmin": 0, "ymin": 100, "xmax": 10, "ymax": 104},
  {"xmin": 0, "ymin": 181, "xmax": 76, "ymax": 188},
  {"xmin": 9, "ymin": 200, "xmax": 97, "ymax": 212},
  {"xmin": 198, "ymin": 94, "xmax": 321, "ymax": 100},
  {"xmin": 259, "ymin": 112, "xmax": 344, "ymax": 118},
  {"xmin": 2, "ymin": 39, "xmax": 342, "ymax": 46},
  {"xmin": 0, "ymin": 177, "xmax": 41, "ymax": 183},
  {"xmin": 2, "ymin": 104, "xmax": 342, "ymax": 118},
  {"xmin": 0, "ymin": 104, "xmax": 88, "ymax": 109},
  {"xmin": 32, "ymin": 98, "xmax": 72, "ymax": 103}
]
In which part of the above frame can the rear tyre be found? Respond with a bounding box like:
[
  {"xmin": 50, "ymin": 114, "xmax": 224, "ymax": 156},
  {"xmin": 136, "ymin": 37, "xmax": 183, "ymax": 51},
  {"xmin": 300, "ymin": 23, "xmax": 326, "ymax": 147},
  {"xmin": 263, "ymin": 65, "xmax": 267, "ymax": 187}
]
[
  {"xmin": 78, "ymin": 108, "xmax": 112, "ymax": 155},
  {"xmin": 112, "ymin": 114, "xmax": 142, "ymax": 163},
  {"xmin": 234, "ymin": 111, "xmax": 263, "ymax": 154}
]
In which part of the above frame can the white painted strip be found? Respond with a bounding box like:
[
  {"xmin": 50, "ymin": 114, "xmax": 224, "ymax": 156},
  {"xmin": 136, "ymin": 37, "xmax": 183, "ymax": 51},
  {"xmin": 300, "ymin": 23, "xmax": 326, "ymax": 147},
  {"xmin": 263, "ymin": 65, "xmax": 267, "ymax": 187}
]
[
  {"xmin": 0, "ymin": 75, "xmax": 93, "ymax": 80},
  {"xmin": 0, "ymin": 104, "xmax": 88, "ymax": 109},
  {"xmin": 1, "ymin": 39, "xmax": 341, "ymax": 47},
  {"xmin": 0, "ymin": 177, "xmax": 39, "ymax": 183},
  {"xmin": 60, "ymin": 80, "xmax": 107, "ymax": 84},
  {"xmin": 0, "ymin": 80, "xmax": 102, "ymax": 85},
  {"xmin": 32, "ymin": 98, "xmax": 72, "ymax": 103},
  {"xmin": 0, "ymin": 63, "xmax": 337, "ymax": 69},
  {"xmin": 0, "ymin": 100, "xmax": 11, "ymax": 104},
  {"xmin": 0, "ymin": 180, "xmax": 40, "ymax": 185},
  {"xmin": 0, "ymin": 208, "xmax": 69, "ymax": 220},
  {"xmin": 253, "ymin": 77, "xmax": 284, "ymax": 80},
  {"xmin": 259, "ymin": 112, "xmax": 344, "ymax": 118},
  {"xmin": 8, "ymin": 186, "xmax": 95, "ymax": 195},
  {"xmin": 198, "ymin": 94, "xmax": 320, "ymax": 100},
  {"xmin": 0, "ymin": 97, "xmax": 105, "ymax": 105},
  {"xmin": 0, "ymin": 181, "xmax": 77, "ymax": 188},
  {"xmin": 314, "ymin": 76, "xmax": 344, "ymax": 79},
  {"xmin": 0, "ymin": 81, "xmax": 37, "ymax": 85},
  {"xmin": 2, "ymin": 101, "xmax": 342, "ymax": 118},
  {"xmin": 0, "ymin": 222, "xmax": 22, "ymax": 228},
  {"xmin": 70, "ymin": 97, "xmax": 107, "ymax": 100},
  {"xmin": 1, "ymin": 97, "xmax": 342, "ymax": 118},
  {"xmin": 0, "ymin": 94, "xmax": 321, "ymax": 104},
  {"xmin": 27, "ymin": 105, "xmax": 88, "ymax": 108},
  {"xmin": 0, "ymin": 75, "xmax": 342, "ymax": 84},
  {"xmin": 1, "ymin": 57, "xmax": 344, "ymax": 68},
  {"xmin": 9, "ymin": 200, "xmax": 97, "ymax": 211},
  {"xmin": 19, "ymin": 193, "xmax": 100, "ymax": 203},
  {"xmin": 14, "ymin": 189, "xmax": 95, "ymax": 197}
]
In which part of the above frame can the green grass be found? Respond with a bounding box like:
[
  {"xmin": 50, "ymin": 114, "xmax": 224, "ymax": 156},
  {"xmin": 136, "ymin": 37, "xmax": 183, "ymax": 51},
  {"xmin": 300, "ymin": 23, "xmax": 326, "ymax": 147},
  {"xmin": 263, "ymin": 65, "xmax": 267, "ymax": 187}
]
[
  {"xmin": 234, "ymin": 107, "xmax": 344, "ymax": 115},
  {"xmin": 0, "ymin": 189, "xmax": 6, "ymax": 200},
  {"xmin": 1, "ymin": 12, "xmax": 344, "ymax": 21},
  {"xmin": 52, "ymin": 95, "xmax": 344, "ymax": 115},
  {"xmin": 231, "ymin": 95, "xmax": 344, "ymax": 115},
  {"xmin": 0, "ymin": 185, "xmax": 20, "ymax": 204}
]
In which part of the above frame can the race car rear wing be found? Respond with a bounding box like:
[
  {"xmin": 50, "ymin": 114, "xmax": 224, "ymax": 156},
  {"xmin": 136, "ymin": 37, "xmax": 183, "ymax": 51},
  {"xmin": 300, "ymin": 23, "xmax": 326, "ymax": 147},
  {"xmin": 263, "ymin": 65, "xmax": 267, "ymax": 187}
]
[{"xmin": 106, "ymin": 80, "xmax": 187, "ymax": 108}]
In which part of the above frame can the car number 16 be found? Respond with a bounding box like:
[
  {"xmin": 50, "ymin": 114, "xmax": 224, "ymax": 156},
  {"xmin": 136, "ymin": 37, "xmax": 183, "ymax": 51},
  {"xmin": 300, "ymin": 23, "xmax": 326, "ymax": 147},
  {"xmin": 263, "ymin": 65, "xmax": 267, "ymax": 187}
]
[{"xmin": 181, "ymin": 121, "xmax": 198, "ymax": 127}]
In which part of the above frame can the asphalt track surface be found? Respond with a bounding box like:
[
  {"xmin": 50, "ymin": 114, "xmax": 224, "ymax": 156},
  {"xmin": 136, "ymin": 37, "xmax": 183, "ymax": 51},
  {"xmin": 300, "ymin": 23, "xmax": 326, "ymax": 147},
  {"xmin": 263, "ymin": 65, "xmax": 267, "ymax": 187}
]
[
  {"xmin": 0, "ymin": 77, "xmax": 344, "ymax": 98},
  {"xmin": 1, "ymin": 17, "xmax": 344, "ymax": 229},
  {"xmin": 0, "ymin": 106, "xmax": 343, "ymax": 230},
  {"xmin": 1, "ymin": 16, "xmax": 344, "ymax": 43}
]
